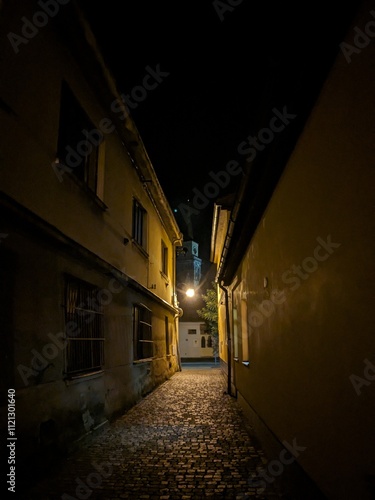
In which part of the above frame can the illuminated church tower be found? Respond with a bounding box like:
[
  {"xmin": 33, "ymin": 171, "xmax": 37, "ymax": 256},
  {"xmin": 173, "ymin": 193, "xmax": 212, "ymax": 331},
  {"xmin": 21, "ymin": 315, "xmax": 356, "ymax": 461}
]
[{"xmin": 176, "ymin": 240, "xmax": 202, "ymax": 291}]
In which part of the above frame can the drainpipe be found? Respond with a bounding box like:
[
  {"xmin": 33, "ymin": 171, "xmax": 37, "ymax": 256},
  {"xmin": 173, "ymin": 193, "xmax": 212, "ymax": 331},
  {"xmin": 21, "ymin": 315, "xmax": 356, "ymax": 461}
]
[
  {"xmin": 174, "ymin": 306, "xmax": 183, "ymax": 371},
  {"xmin": 219, "ymin": 283, "xmax": 232, "ymax": 397}
]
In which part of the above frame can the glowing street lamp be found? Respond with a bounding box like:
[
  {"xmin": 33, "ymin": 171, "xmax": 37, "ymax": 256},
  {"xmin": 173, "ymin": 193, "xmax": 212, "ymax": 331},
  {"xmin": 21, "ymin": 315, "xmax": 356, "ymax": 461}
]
[{"xmin": 185, "ymin": 288, "xmax": 195, "ymax": 298}]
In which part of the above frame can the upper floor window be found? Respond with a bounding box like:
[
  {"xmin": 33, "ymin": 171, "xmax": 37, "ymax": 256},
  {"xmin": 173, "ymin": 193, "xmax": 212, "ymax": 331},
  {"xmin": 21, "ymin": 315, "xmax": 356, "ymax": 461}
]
[
  {"xmin": 132, "ymin": 198, "xmax": 147, "ymax": 250},
  {"xmin": 57, "ymin": 81, "xmax": 104, "ymax": 197},
  {"xmin": 161, "ymin": 240, "xmax": 168, "ymax": 276}
]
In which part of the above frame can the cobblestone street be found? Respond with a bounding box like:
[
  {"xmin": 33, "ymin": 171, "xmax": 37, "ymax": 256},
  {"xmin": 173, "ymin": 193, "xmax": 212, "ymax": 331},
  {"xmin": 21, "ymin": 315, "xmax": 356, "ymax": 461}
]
[{"xmin": 20, "ymin": 366, "xmax": 312, "ymax": 499}]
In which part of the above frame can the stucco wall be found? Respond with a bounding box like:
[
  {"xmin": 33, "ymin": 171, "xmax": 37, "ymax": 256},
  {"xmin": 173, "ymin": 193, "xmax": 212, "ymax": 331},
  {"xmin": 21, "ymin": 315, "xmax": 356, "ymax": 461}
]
[
  {"xmin": 179, "ymin": 321, "xmax": 214, "ymax": 358},
  {"xmin": 0, "ymin": 0, "xmax": 180, "ymax": 469},
  {"xmin": 232, "ymin": 3, "xmax": 375, "ymax": 499},
  {"xmin": 0, "ymin": 224, "xmax": 179, "ymax": 462}
]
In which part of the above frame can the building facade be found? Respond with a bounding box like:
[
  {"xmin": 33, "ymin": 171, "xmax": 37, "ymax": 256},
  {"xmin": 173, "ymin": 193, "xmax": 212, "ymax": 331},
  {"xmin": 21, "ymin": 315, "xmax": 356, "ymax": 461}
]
[
  {"xmin": 211, "ymin": 2, "xmax": 375, "ymax": 499},
  {"xmin": 0, "ymin": 0, "xmax": 183, "ymax": 467},
  {"xmin": 176, "ymin": 240, "xmax": 216, "ymax": 360}
]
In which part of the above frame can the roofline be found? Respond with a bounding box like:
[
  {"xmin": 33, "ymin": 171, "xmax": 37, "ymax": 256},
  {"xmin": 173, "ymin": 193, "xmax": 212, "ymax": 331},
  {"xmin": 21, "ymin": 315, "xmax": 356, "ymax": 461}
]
[
  {"xmin": 210, "ymin": 203, "xmax": 221, "ymax": 263},
  {"xmin": 65, "ymin": 2, "xmax": 183, "ymax": 245}
]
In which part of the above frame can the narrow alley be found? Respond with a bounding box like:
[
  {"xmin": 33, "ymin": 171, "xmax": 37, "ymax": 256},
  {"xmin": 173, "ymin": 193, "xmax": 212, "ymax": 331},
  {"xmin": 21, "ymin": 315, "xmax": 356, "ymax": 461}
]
[
  {"xmin": 1, "ymin": 2, "xmax": 374, "ymax": 499},
  {"xmin": 20, "ymin": 365, "xmax": 324, "ymax": 500}
]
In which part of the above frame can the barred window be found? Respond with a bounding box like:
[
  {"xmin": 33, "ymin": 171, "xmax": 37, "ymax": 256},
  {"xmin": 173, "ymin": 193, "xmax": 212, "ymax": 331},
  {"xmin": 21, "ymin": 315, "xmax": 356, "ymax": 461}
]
[
  {"xmin": 133, "ymin": 303, "xmax": 153, "ymax": 361},
  {"xmin": 64, "ymin": 275, "xmax": 104, "ymax": 376}
]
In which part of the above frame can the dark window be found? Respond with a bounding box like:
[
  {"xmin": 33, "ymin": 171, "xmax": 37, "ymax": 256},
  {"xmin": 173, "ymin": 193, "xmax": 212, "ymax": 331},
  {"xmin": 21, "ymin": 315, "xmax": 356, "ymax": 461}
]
[
  {"xmin": 132, "ymin": 198, "xmax": 147, "ymax": 249},
  {"xmin": 133, "ymin": 303, "xmax": 153, "ymax": 360},
  {"xmin": 57, "ymin": 81, "xmax": 100, "ymax": 193},
  {"xmin": 201, "ymin": 336, "xmax": 206, "ymax": 348},
  {"xmin": 161, "ymin": 240, "xmax": 168, "ymax": 276},
  {"xmin": 188, "ymin": 329, "xmax": 197, "ymax": 335},
  {"xmin": 64, "ymin": 275, "xmax": 104, "ymax": 376}
]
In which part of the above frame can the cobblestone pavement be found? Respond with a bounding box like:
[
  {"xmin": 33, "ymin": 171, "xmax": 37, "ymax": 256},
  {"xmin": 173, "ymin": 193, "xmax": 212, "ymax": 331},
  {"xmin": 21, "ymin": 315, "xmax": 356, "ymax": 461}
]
[{"xmin": 22, "ymin": 367, "xmax": 294, "ymax": 499}]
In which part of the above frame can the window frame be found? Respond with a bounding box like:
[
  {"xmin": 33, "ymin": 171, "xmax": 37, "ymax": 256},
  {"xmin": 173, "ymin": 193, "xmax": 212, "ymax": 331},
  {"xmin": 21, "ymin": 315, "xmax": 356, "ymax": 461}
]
[
  {"xmin": 161, "ymin": 239, "xmax": 168, "ymax": 277},
  {"xmin": 133, "ymin": 303, "xmax": 153, "ymax": 361},
  {"xmin": 57, "ymin": 81, "xmax": 104, "ymax": 200},
  {"xmin": 132, "ymin": 198, "xmax": 148, "ymax": 252},
  {"xmin": 64, "ymin": 275, "xmax": 105, "ymax": 378}
]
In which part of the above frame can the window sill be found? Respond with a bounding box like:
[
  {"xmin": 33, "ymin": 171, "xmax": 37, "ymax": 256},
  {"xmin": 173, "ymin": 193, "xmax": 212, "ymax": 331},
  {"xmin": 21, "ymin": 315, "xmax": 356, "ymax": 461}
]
[
  {"xmin": 132, "ymin": 239, "xmax": 149, "ymax": 259},
  {"xmin": 160, "ymin": 271, "xmax": 169, "ymax": 282},
  {"xmin": 242, "ymin": 361, "xmax": 250, "ymax": 367},
  {"xmin": 234, "ymin": 357, "xmax": 239, "ymax": 362},
  {"xmin": 90, "ymin": 192, "xmax": 108, "ymax": 211},
  {"xmin": 64, "ymin": 370, "xmax": 104, "ymax": 385},
  {"xmin": 133, "ymin": 358, "xmax": 153, "ymax": 365},
  {"xmin": 65, "ymin": 169, "xmax": 108, "ymax": 211}
]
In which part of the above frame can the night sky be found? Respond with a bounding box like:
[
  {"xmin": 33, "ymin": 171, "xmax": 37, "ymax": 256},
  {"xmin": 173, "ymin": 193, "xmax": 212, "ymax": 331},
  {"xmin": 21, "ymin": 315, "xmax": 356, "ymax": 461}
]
[{"xmin": 79, "ymin": 0, "xmax": 360, "ymax": 260}]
